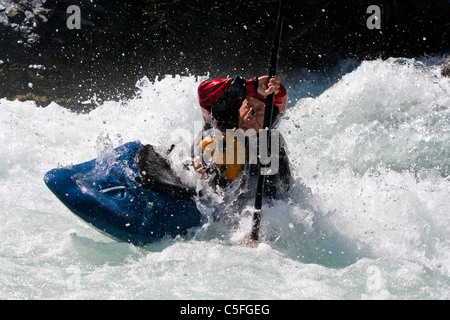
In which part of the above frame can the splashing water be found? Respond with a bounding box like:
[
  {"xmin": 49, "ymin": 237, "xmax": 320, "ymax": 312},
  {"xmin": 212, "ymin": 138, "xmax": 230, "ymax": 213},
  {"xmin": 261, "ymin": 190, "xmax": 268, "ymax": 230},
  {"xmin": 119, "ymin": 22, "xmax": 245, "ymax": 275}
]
[{"xmin": 0, "ymin": 58, "xmax": 449, "ymax": 299}]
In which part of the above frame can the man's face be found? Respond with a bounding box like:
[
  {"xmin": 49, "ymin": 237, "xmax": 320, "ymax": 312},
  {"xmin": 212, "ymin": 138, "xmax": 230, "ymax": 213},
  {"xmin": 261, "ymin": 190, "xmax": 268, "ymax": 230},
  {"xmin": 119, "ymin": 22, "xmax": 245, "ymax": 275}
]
[{"xmin": 238, "ymin": 96, "xmax": 265, "ymax": 133}]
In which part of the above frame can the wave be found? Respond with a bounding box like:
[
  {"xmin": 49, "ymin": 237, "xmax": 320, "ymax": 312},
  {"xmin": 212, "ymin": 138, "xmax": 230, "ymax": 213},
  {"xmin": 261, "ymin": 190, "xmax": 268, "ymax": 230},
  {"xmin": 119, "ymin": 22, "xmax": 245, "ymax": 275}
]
[{"xmin": 0, "ymin": 57, "xmax": 449, "ymax": 299}]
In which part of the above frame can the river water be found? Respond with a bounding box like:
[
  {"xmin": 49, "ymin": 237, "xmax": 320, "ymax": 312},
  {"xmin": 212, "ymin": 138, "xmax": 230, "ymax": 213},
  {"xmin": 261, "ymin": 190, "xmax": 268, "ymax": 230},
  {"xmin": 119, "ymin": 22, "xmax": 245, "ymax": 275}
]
[{"xmin": 0, "ymin": 57, "xmax": 449, "ymax": 299}]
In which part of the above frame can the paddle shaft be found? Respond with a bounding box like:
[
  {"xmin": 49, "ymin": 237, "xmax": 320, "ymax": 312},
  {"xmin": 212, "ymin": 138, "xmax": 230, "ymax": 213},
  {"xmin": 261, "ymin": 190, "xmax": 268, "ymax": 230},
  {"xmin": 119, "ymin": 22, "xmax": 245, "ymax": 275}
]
[{"xmin": 250, "ymin": 0, "xmax": 285, "ymax": 241}]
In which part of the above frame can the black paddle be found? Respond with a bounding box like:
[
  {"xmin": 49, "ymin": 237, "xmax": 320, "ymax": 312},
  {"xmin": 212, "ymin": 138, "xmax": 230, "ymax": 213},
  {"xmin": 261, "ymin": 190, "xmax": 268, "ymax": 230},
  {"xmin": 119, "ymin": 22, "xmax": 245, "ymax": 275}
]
[{"xmin": 250, "ymin": 0, "xmax": 285, "ymax": 243}]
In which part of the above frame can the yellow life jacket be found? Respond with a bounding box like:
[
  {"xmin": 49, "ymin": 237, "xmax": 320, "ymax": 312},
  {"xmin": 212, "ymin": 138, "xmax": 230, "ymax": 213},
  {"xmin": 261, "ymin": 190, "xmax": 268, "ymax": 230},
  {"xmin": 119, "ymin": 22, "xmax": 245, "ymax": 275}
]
[{"xmin": 192, "ymin": 131, "xmax": 246, "ymax": 182}]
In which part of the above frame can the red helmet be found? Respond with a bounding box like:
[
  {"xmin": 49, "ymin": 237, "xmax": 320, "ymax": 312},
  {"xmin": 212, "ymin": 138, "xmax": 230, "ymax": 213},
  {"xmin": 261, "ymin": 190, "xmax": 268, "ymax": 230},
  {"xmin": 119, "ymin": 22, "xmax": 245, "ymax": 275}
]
[{"xmin": 249, "ymin": 82, "xmax": 288, "ymax": 114}]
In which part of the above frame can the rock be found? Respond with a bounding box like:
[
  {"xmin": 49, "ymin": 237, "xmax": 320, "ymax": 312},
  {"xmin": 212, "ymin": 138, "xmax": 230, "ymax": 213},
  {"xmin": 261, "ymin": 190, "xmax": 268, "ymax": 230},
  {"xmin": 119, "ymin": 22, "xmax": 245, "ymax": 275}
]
[{"xmin": 7, "ymin": 8, "xmax": 25, "ymax": 24}]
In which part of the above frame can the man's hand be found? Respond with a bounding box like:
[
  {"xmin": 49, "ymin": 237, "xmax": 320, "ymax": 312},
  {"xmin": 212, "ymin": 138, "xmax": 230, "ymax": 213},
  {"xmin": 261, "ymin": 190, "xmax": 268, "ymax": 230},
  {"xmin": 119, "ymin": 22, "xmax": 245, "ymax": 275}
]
[
  {"xmin": 244, "ymin": 233, "xmax": 260, "ymax": 248},
  {"xmin": 256, "ymin": 75, "xmax": 280, "ymax": 97}
]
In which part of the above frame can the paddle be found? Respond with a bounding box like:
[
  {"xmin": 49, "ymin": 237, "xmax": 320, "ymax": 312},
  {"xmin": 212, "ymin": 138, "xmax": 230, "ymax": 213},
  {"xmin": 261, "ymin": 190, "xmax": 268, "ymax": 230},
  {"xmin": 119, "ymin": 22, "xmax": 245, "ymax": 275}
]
[{"xmin": 249, "ymin": 0, "xmax": 285, "ymax": 243}]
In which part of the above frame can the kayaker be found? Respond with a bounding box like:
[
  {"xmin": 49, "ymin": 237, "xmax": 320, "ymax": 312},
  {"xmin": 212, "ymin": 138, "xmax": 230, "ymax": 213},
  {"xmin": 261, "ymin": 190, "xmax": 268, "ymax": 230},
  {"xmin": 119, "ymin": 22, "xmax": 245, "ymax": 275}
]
[{"xmin": 191, "ymin": 75, "xmax": 291, "ymax": 198}]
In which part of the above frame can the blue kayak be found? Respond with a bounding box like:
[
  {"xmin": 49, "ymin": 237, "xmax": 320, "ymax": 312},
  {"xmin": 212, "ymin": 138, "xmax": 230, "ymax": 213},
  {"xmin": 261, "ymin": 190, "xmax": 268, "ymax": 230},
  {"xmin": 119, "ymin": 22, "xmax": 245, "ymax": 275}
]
[{"xmin": 44, "ymin": 141, "xmax": 203, "ymax": 245}]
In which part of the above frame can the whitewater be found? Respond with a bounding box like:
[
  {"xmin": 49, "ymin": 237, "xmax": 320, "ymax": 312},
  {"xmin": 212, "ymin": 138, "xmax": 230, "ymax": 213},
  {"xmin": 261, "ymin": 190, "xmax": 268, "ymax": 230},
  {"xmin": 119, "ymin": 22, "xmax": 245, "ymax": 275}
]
[{"xmin": 0, "ymin": 57, "xmax": 449, "ymax": 299}]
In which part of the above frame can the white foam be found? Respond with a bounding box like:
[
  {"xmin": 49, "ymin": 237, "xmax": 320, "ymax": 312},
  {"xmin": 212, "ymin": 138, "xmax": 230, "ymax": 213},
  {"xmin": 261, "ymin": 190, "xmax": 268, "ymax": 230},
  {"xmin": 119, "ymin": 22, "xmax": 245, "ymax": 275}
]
[{"xmin": 1, "ymin": 58, "xmax": 449, "ymax": 299}]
